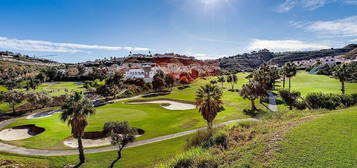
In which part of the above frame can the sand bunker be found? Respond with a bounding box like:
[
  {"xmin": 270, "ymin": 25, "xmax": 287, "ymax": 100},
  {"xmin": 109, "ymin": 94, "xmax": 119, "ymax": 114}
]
[
  {"xmin": 127, "ymin": 100, "xmax": 195, "ymax": 110},
  {"xmin": 64, "ymin": 136, "xmax": 112, "ymax": 148},
  {"xmin": 26, "ymin": 110, "xmax": 61, "ymax": 119},
  {"xmin": 64, "ymin": 129, "xmax": 145, "ymax": 148},
  {"xmin": 0, "ymin": 125, "xmax": 45, "ymax": 141}
]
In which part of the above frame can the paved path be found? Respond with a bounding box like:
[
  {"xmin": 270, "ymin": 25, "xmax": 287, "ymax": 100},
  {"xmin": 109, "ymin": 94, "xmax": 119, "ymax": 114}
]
[
  {"xmin": 267, "ymin": 91, "xmax": 278, "ymax": 112},
  {"xmin": 110, "ymin": 94, "xmax": 142, "ymax": 103},
  {"xmin": 0, "ymin": 118, "xmax": 257, "ymax": 156}
]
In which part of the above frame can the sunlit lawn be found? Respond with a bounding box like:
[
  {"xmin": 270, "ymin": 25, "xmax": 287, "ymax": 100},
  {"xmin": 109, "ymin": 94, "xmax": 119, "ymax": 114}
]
[
  {"xmin": 278, "ymin": 71, "xmax": 357, "ymax": 96},
  {"xmin": 269, "ymin": 106, "xmax": 357, "ymax": 167}
]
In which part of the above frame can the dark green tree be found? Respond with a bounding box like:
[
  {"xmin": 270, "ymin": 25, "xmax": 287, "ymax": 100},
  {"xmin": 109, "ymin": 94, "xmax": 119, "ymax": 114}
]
[
  {"xmin": 60, "ymin": 92, "xmax": 95, "ymax": 167},
  {"xmin": 195, "ymin": 84, "xmax": 223, "ymax": 129}
]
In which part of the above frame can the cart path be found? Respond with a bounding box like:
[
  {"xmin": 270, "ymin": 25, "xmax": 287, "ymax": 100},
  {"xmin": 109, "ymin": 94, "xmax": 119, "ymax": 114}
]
[
  {"xmin": 0, "ymin": 118, "xmax": 257, "ymax": 156},
  {"xmin": 268, "ymin": 91, "xmax": 278, "ymax": 112}
]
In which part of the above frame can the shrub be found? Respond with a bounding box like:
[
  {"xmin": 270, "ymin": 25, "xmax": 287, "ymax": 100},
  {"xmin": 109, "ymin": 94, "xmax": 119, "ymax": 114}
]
[
  {"xmin": 278, "ymin": 89, "xmax": 301, "ymax": 108},
  {"xmin": 185, "ymin": 130, "xmax": 213, "ymax": 149},
  {"xmin": 174, "ymin": 158, "xmax": 193, "ymax": 168},
  {"xmin": 201, "ymin": 132, "xmax": 228, "ymax": 149},
  {"xmin": 339, "ymin": 94, "xmax": 355, "ymax": 107},
  {"xmin": 305, "ymin": 93, "xmax": 356, "ymax": 110},
  {"xmin": 157, "ymin": 148, "xmax": 210, "ymax": 168},
  {"xmin": 243, "ymin": 109, "xmax": 265, "ymax": 117},
  {"xmin": 294, "ymin": 100, "xmax": 307, "ymax": 110},
  {"xmin": 196, "ymin": 159, "xmax": 218, "ymax": 168},
  {"xmin": 352, "ymin": 94, "xmax": 357, "ymax": 103}
]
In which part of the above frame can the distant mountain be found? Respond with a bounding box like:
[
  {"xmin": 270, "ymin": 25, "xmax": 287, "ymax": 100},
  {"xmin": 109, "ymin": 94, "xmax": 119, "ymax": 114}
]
[
  {"xmin": 218, "ymin": 49, "xmax": 275, "ymax": 72},
  {"xmin": 218, "ymin": 44, "xmax": 357, "ymax": 71},
  {"xmin": 270, "ymin": 44, "xmax": 357, "ymax": 65},
  {"xmin": 0, "ymin": 51, "xmax": 62, "ymax": 67}
]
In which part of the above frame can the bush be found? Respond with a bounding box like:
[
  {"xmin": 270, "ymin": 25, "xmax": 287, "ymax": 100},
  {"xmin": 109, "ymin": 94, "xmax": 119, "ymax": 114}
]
[
  {"xmin": 157, "ymin": 148, "xmax": 210, "ymax": 168},
  {"xmin": 278, "ymin": 89, "xmax": 305, "ymax": 109},
  {"xmin": 196, "ymin": 159, "xmax": 218, "ymax": 168},
  {"xmin": 305, "ymin": 93, "xmax": 356, "ymax": 110},
  {"xmin": 201, "ymin": 132, "xmax": 228, "ymax": 149},
  {"xmin": 186, "ymin": 130, "xmax": 213, "ymax": 149},
  {"xmin": 294, "ymin": 100, "xmax": 307, "ymax": 110},
  {"xmin": 352, "ymin": 94, "xmax": 357, "ymax": 103},
  {"xmin": 174, "ymin": 158, "xmax": 193, "ymax": 168}
]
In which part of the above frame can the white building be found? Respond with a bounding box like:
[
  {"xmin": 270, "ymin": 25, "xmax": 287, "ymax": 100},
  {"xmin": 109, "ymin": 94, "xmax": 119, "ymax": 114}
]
[{"xmin": 124, "ymin": 66, "xmax": 159, "ymax": 83}]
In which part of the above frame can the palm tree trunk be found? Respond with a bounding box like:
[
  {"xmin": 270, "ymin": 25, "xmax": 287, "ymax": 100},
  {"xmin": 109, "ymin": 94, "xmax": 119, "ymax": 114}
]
[
  {"xmin": 251, "ymin": 99, "xmax": 257, "ymax": 111},
  {"xmin": 109, "ymin": 146, "xmax": 124, "ymax": 168},
  {"xmin": 283, "ymin": 76, "xmax": 285, "ymax": 88},
  {"xmin": 341, "ymin": 80, "xmax": 345, "ymax": 95},
  {"xmin": 12, "ymin": 104, "xmax": 15, "ymax": 113},
  {"xmin": 221, "ymin": 82, "xmax": 223, "ymax": 88},
  {"xmin": 74, "ymin": 137, "xmax": 85, "ymax": 168},
  {"xmin": 207, "ymin": 121, "xmax": 213, "ymax": 130},
  {"xmin": 288, "ymin": 77, "xmax": 291, "ymax": 92},
  {"xmin": 231, "ymin": 82, "xmax": 234, "ymax": 90}
]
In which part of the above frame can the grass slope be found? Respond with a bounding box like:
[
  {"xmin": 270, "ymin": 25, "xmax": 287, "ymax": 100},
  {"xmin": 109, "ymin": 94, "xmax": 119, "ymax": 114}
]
[
  {"xmin": 0, "ymin": 153, "xmax": 50, "ymax": 168},
  {"xmin": 269, "ymin": 106, "xmax": 357, "ymax": 167},
  {"xmin": 279, "ymin": 71, "xmax": 357, "ymax": 96}
]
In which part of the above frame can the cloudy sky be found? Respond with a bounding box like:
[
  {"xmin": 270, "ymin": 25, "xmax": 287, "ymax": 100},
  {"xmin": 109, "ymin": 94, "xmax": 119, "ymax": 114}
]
[{"xmin": 0, "ymin": 0, "xmax": 356, "ymax": 63}]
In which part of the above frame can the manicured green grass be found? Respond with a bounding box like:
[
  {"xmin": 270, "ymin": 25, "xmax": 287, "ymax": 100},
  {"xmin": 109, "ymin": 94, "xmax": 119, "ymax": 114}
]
[
  {"xmin": 0, "ymin": 134, "xmax": 191, "ymax": 168},
  {"xmin": 278, "ymin": 71, "xmax": 357, "ymax": 96},
  {"xmin": 30, "ymin": 82, "xmax": 86, "ymax": 96},
  {"xmin": 3, "ymin": 74, "xmax": 255, "ymax": 149},
  {"xmin": 269, "ymin": 106, "xmax": 357, "ymax": 167}
]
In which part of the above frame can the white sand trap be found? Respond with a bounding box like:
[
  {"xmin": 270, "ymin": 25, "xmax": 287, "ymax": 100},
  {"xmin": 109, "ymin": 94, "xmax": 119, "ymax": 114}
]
[
  {"xmin": 64, "ymin": 135, "xmax": 142, "ymax": 148},
  {"xmin": 127, "ymin": 100, "xmax": 195, "ymax": 110},
  {"xmin": 64, "ymin": 137, "xmax": 112, "ymax": 148},
  {"xmin": 26, "ymin": 110, "xmax": 61, "ymax": 119},
  {"xmin": 0, "ymin": 128, "xmax": 33, "ymax": 141}
]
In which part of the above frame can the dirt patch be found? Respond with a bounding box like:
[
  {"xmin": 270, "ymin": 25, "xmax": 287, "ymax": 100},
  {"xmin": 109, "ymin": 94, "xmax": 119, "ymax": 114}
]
[
  {"xmin": 0, "ymin": 124, "xmax": 45, "ymax": 141},
  {"xmin": 127, "ymin": 99, "xmax": 195, "ymax": 110},
  {"xmin": 256, "ymin": 116, "xmax": 315, "ymax": 165}
]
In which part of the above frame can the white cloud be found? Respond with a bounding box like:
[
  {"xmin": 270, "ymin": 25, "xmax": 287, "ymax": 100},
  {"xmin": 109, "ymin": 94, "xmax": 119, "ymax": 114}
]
[
  {"xmin": 344, "ymin": 0, "xmax": 357, "ymax": 5},
  {"xmin": 0, "ymin": 36, "xmax": 150, "ymax": 53},
  {"xmin": 351, "ymin": 39, "xmax": 357, "ymax": 42},
  {"xmin": 277, "ymin": 0, "xmax": 356, "ymax": 12},
  {"xmin": 292, "ymin": 16, "xmax": 357, "ymax": 37},
  {"xmin": 248, "ymin": 39, "xmax": 330, "ymax": 51}
]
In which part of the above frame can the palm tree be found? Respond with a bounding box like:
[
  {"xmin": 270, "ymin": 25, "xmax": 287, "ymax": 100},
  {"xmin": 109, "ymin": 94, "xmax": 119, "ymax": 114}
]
[
  {"xmin": 226, "ymin": 74, "xmax": 238, "ymax": 90},
  {"xmin": 61, "ymin": 92, "xmax": 95, "ymax": 168},
  {"xmin": 283, "ymin": 62, "xmax": 297, "ymax": 92},
  {"xmin": 217, "ymin": 76, "xmax": 225, "ymax": 88},
  {"xmin": 104, "ymin": 121, "xmax": 137, "ymax": 168},
  {"xmin": 333, "ymin": 63, "xmax": 351, "ymax": 94},
  {"xmin": 240, "ymin": 81, "xmax": 266, "ymax": 111},
  {"xmin": 195, "ymin": 84, "xmax": 223, "ymax": 129}
]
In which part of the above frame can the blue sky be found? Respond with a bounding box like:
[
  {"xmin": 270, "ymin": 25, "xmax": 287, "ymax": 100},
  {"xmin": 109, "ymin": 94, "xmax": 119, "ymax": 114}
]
[{"xmin": 0, "ymin": 0, "xmax": 356, "ymax": 63}]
